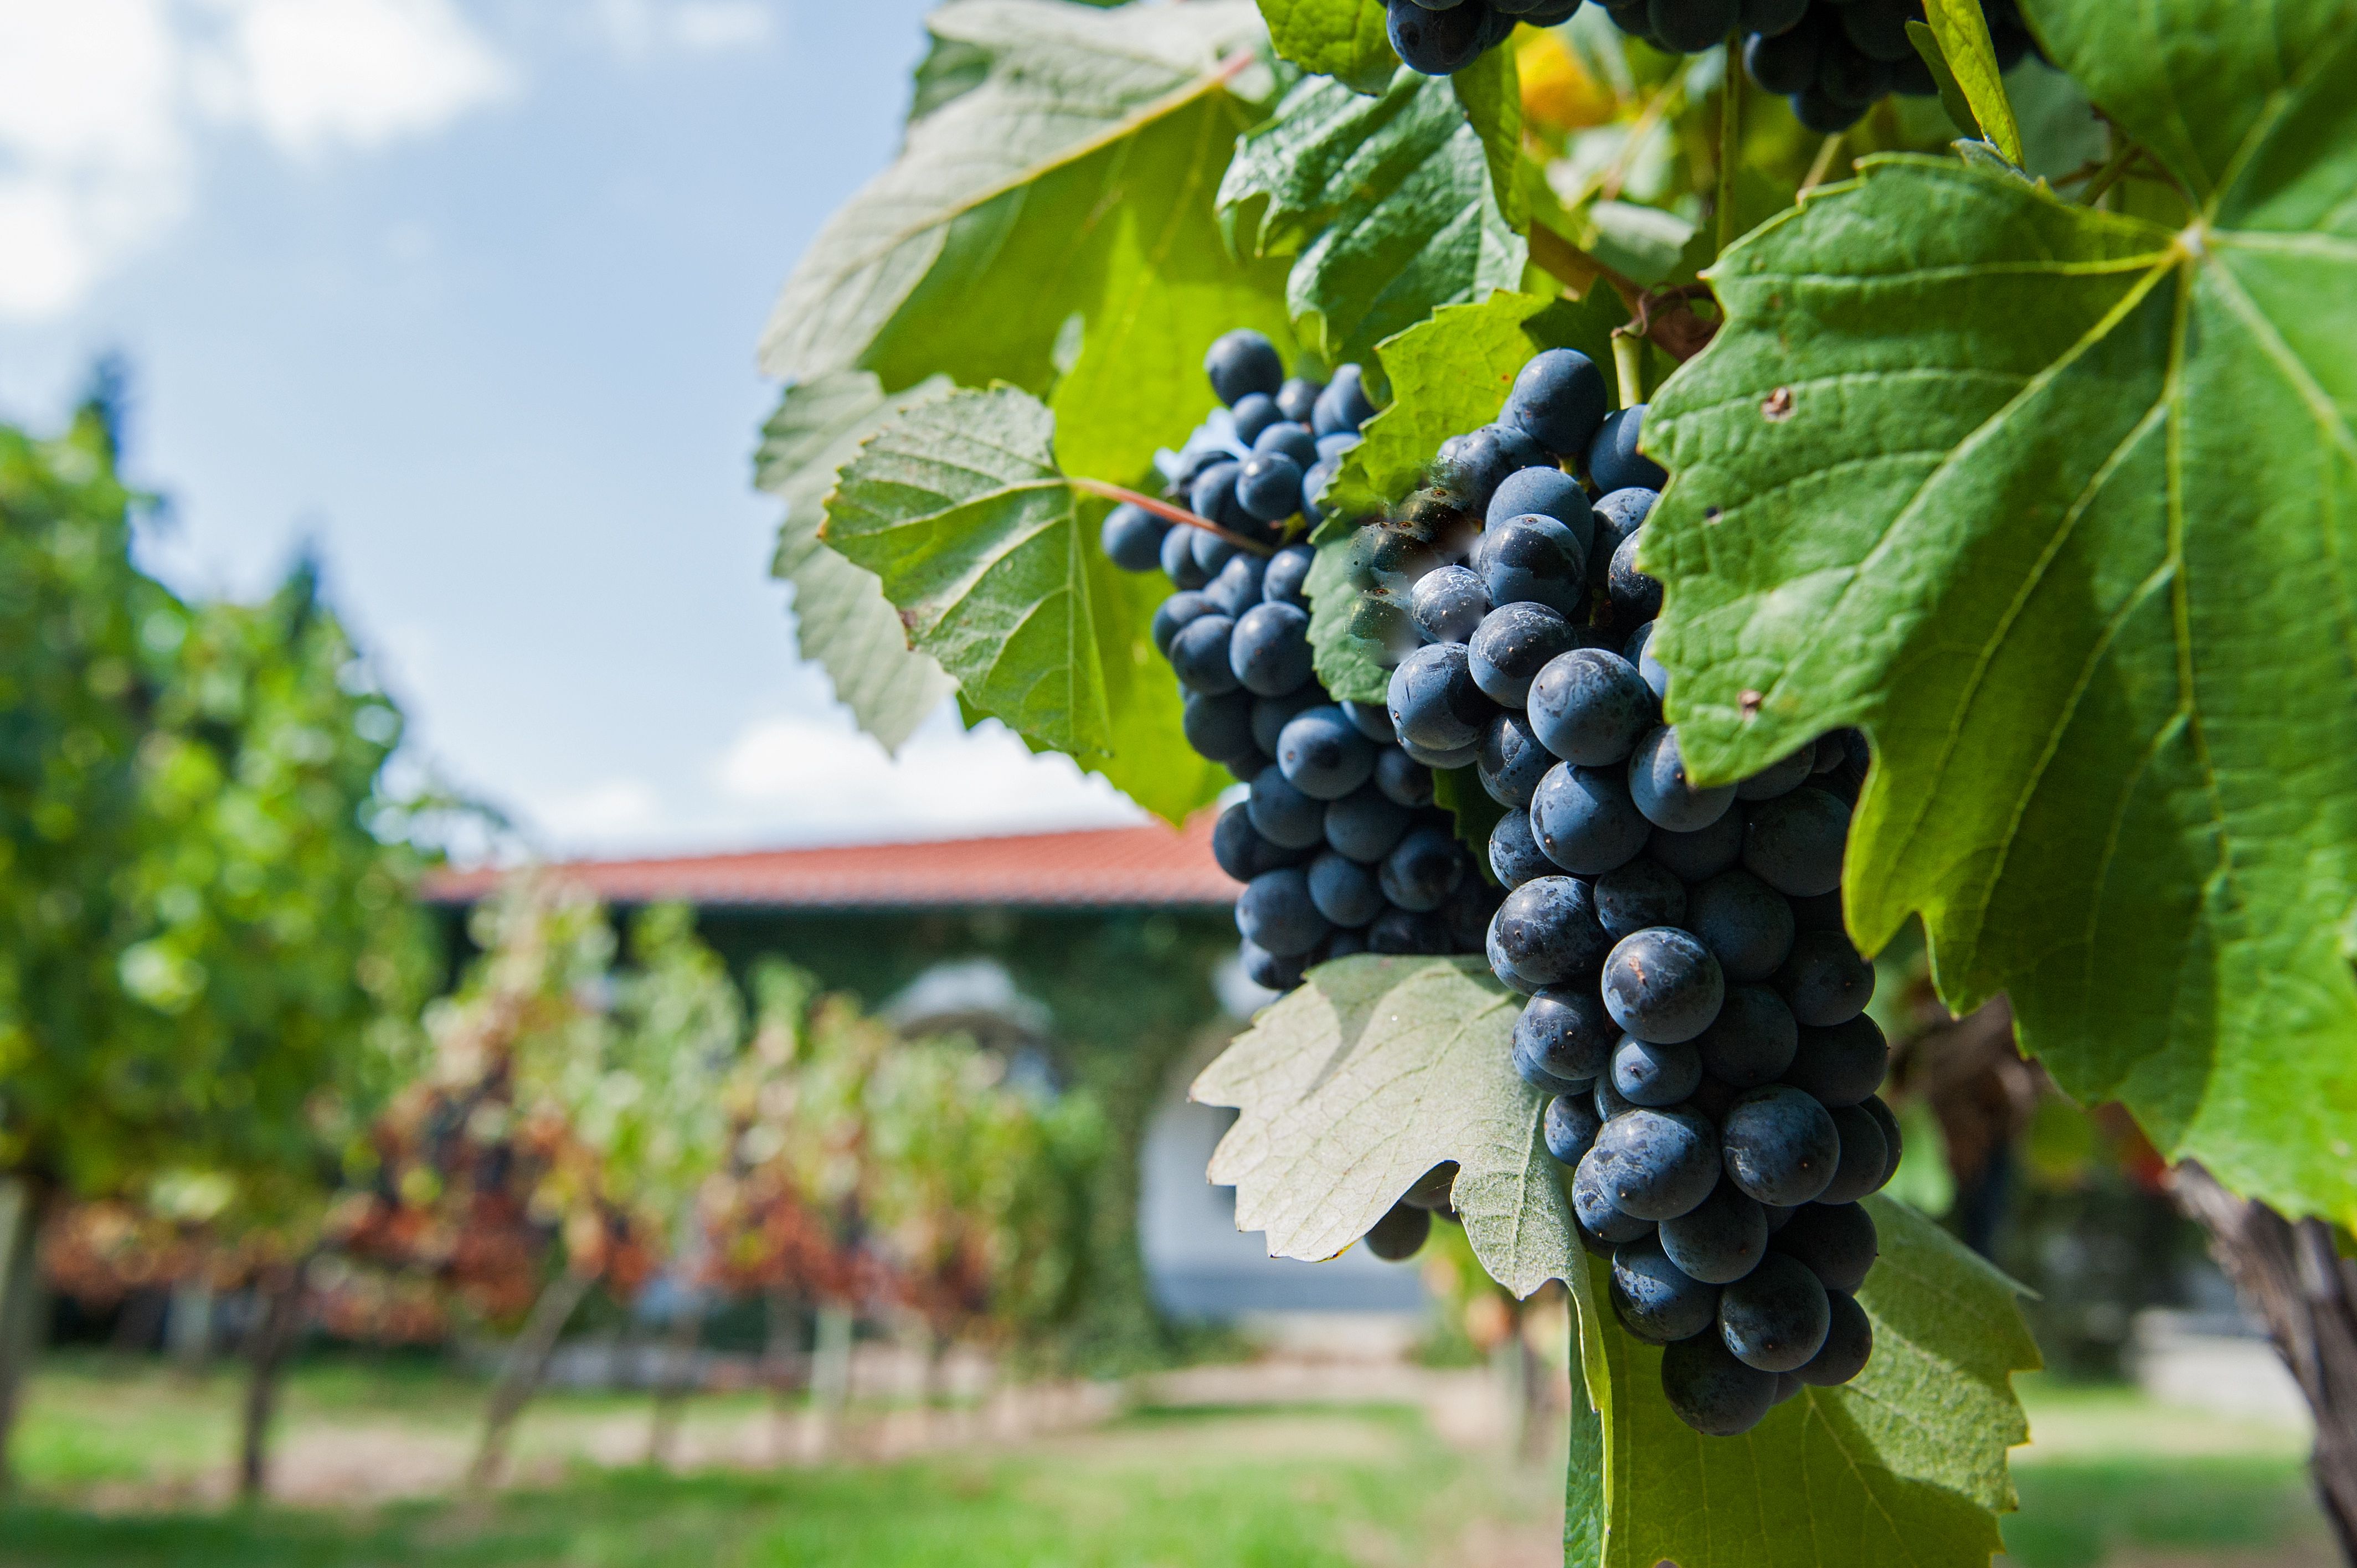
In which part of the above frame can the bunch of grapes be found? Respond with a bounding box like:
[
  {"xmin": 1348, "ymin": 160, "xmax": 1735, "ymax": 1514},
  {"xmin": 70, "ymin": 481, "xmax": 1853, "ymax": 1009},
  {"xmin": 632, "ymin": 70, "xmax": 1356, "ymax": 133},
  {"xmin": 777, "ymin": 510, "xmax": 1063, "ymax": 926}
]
[
  {"xmin": 1386, "ymin": 0, "xmax": 1586, "ymax": 75},
  {"xmin": 1104, "ymin": 330, "xmax": 1503, "ymax": 995},
  {"xmin": 1387, "ymin": 0, "xmax": 2041, "ymax": 140}
]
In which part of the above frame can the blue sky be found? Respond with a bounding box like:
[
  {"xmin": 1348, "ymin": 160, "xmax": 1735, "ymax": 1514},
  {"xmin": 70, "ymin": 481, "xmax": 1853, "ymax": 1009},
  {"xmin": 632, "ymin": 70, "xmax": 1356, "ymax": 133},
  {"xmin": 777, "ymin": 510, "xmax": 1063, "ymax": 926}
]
[{"xmin": 0, "ymin": 0, "xmax": 1143, "ymax": 858}]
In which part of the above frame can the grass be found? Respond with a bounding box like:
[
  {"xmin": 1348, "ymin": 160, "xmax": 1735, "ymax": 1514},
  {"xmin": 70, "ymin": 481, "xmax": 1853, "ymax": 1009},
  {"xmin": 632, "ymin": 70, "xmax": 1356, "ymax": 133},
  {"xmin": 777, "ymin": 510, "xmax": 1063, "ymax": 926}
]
[{"xmin": 0, "ymin": 1358, "xmax": 2335, "ymax": 1567}]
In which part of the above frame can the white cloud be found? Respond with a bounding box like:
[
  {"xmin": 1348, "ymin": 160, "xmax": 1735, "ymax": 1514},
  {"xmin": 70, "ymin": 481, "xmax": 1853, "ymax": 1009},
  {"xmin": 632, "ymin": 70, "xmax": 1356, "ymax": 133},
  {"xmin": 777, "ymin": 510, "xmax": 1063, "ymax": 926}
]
[
  {"xmin": 711, "ymin": 704, "xmax": 1146, "ymax": 846},
  {"xmin": 0, "ymin": 0, "xmax": 510, "ymax": 319},
  {"xmin": 198, "ymin": 0, "xmax": 512, "ymax": 158},
  {"xmin": 536, "ymin": 778, "xmax": 667, "ymax": 845},
  {"xmin": 592, "ymin": 0, "xmax": 776, "ymax": 59}
]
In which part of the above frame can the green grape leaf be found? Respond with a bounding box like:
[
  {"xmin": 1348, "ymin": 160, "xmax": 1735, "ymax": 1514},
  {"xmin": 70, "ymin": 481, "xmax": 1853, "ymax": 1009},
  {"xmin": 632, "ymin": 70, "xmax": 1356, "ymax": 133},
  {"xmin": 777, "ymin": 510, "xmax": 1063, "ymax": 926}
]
[
  {"xmin": 1218, "ymin": 69, "xmax": 1527, "ymax": 372},
  {"xmin": 757, "ymin": 372, "xmax": 958, "ymax": 752},
  {"xmin": 1563, "ymin": 1198, "xmax": 2039, "ymax": 1568},
  {"xmin": 1191, "ymin": 954, "xmax": 1581, "ymax": 1298},
  {"xmin": 823, "ymin": 387, "xmax": 1225, "ymax": 823},
  {"xmin": 1453, "ymin": 42, "xmax": 1529, "ymax": 233},
  {"xmin": 1255, "ymin": 0, "xmax": 1397, "ymax": 95},
  {"xmin": 758, "ymin": 0, "xmax": 1268, "ymax": 395},
  {"xmin": 1921, "ymin": 0, "xmax": 2023, "ymax": 164},
  {"xmin": 1643, "ymin": 0, "xmax": 2357, "ymax": 1224},
  {"xmin": 1304, "ymin": 528, "xmax": 1392, "ymax": 705},
  {"xmin": 1324, "ymin": 288, "xmax": 1622, "ymax": 529}
]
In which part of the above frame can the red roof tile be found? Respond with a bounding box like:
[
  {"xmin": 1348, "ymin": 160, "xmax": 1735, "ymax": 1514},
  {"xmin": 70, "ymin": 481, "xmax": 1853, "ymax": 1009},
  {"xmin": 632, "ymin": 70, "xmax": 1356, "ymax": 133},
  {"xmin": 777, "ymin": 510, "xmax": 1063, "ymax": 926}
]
[{"xmin": 421, "ymin": 817, "xmax": 1241, "ymax": 911}]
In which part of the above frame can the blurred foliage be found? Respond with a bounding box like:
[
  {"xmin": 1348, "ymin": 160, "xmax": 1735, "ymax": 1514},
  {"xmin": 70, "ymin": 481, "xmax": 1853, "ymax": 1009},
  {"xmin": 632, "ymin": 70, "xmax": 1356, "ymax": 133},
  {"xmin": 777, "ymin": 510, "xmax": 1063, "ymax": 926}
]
[{"xmin": 0, "ymin": 399, "xmax": 437, "ymax": 1218}]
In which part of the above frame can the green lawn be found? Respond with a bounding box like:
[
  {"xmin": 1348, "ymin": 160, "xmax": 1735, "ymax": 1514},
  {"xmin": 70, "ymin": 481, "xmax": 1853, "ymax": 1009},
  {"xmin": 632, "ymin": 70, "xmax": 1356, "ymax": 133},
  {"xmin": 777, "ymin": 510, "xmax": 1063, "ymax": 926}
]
[{"xmin": 0, "ymin": 1359, "xmax": 2333, "ymax": 1568}]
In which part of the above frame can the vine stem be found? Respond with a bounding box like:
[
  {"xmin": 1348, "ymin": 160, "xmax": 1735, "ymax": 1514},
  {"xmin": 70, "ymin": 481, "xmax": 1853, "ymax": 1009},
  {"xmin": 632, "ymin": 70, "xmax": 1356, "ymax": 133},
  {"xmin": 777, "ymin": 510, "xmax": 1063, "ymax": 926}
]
[
  {"xmin": 1716, "ymin": 33, "xmax": 1744, "ymax": 254},
  {"xmin": 1067, "ymin": 477, "xmax": 1277, "ymax": 557},
  {"xmin": 1800, "ymin": 131, "xmax": 1847, "ymax": 197},
  {"xmin": 2079, "ymin": 137, "xmax": 2144, "ymax": 207},
  {"xmin": 1612, "ymin": 329, "xmax": 1646, "ymax": 411}
]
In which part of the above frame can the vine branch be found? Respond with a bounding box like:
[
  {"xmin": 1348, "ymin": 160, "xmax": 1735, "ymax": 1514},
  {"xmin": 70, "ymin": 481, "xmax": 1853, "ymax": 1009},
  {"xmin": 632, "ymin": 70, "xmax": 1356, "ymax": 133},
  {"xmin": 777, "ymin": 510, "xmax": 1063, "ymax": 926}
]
[{"xmin": 1067, "ymin": 477, "xmax": 1276, "ymax": 556}]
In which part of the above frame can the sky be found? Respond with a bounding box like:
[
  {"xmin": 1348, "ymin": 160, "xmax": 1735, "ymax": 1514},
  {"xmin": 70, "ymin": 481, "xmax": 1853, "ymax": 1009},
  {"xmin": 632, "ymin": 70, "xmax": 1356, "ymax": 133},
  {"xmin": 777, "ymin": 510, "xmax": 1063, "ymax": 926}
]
[{"xmin": 0, "ymin": 0, "xmax": 1147, "ymax": 861}]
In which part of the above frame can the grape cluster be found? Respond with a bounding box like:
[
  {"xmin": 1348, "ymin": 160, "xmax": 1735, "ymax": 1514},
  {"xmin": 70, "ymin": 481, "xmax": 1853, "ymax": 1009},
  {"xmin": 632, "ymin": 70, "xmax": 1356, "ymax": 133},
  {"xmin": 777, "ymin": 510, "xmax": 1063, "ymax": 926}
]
[
  {"xmin": 1386, "ymin": 0, "xmax": 1585, "ymax": 76},
  {"xmin": 1383, "ymin": 0, "xmax": 2042, "ymax": 142},
  {"xmin": 1104, "ymin": 331, "xmax": 1502, "ymax": 994}
]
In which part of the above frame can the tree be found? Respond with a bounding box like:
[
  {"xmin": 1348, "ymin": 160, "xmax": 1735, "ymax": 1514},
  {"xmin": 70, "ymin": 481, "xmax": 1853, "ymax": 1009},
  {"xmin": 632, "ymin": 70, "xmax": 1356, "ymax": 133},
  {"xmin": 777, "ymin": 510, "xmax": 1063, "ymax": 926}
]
[
  {"xmin": 0, "ymin": 400, "xmax": 436, "ymax": 1491},
  {"xmin": 751, "ymin": 2, "xmax": 2357, "ymax": 1562}
]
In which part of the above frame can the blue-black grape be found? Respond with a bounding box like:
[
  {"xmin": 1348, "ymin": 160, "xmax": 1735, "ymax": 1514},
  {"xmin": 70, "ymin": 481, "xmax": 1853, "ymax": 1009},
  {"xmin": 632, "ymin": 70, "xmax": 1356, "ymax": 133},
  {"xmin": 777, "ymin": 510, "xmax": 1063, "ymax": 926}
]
[
  {"xmin": 1248, "ymin": 764, "xmax": 1327, "ymax": 850},
  {"xmin": 1746, "ymin": 18, "xmax": 1821, "ymax": 92},
  {"xmin": 1816, "ymin": 1103, "xmax": 1889, "ymax": 1204},
  {"xmin": 1684, "ymin": 869, "xmax": 1795, "ymax": 983},
  {"xmin": 1470, "ymin": 602, "xmax": 1578, "ymax": 708},
  {"xmin": 1483, "ymin": 420, "xmax": 1550, "ymax": 474},
  {"xmin": 1721, "ymin": 1085, "xmax": 1840, "ymax": 1206},
  {"xmin": 1251, "ymin": 687, "xmax": 1323, "ymax": 758},
  {"xmin": 1191, "ymin": 524, "xmax": 1241, "ymax": 579},
  {"xmin": 1660, "ymin": 1179, "xmax": 1771, "ymax": 1286},
  {"xmin": 1783, "ymin": 1012, "xmax": 1888, "ymax": 1106},
  {"xmin": 1300, "ymin": 460, "xmax": 1336, "ymax": 527},
  {"xmin": 1515, "ymin": 1028, "xmax": 1591, "ymax": 1095},
  {"xmin": 1326, "ymin": 782, "xmax": 1416, "ymax": 864},
  {"xmin": 1212, "ymin": 800, "xmax": 1305, "ymax": 882},
  {"xmin": 1478, "ymin": 710, "xmax": 1555, "ymax": 809},
  {"xmin": 1776, "ymin": 929, "xmax": 1876, "ymax": 1029},
  {"xmin": 1205, "ymin": 329, "xmax": 1284, "ymax": 407},
  {"xmin": 1161, "ymin": 525, "xmax": 1211, "ymax": 590},
  {"xmin": 1102, "ymin": 502, "xmax": 1169, "ymax": 572},
  {"xmin": 1386, "ymin": 0, "xmax": 1495, "ymax": 74},
  {"xmin": 1190, "ymin": 461, "xmax": 1246, "ymax": 533},
  {"xmin": 1546, "ymin": 1092, "xmax": 1605, "ymax": 1169},
  {"xmin": 1237, "ymin": 866, "xmax": 1330, "ymax": 957},
  {"xmin": 1612, "ymin": 1232, "xmax": 1721, "ymax": 1343},
  {"xmin": 1433, "ymin": 425, "xmax": 1525, "ymax": 516},
  {"xmin": 1693, "ymin": 983, "xmax": 1800, "ymax": 1089},
  {"xmin": 1169, "ymin": 613, "xmax": 1239, "ymax": 694},
  {"xmin": 1369, "ymin": 905, "xmax": 1449, "ymax": 955},
  {"xmin": 1840, "ymin": 0, "xmax": 1916, "ymax": 61},
  {"xmin": 1772, "ymin": 1200, "xmax": 1877, "ymax": 1294},
  {"xmin": 1587, "ymin": 1106, "xmax": 1721, "ymax": 1221},
  {"xmin": 1182, "ymin": 690, "xmax": 1260, "ymax": 771},
  {"xmin": 1649, "ymin": 0, "xmax": 1738, "ymax": 51},
  {"xmin": 1739, "ymin": 0, "xmax": 1808, "ymax": 33},
  {"xmin": 1593, "ymin": 1073, "xmax": 1640, "ymax": 1123},
  {"xmin": 1229, "ymin": 602, "xmax": 1315, "ymax": 697},
  {"xmin": 1253, "ymin": 420, "xmax": 1320, "ymax": 470},
  {"xmin": 1589, "ymin": 485, "xmax": 1656, "ymax": 590},
  {"xmin": 1608, "ymin": 527, "xmax": 1665, "ymax": 625},
  {"xmin": 1818, "ymin": 35, "xmax": 1890, "ymax": 106},
  {"xmin": 1380, "ymin": 824, "xmax": 1466, "ymax": 912},
  {"xmin": 1573, "ymin": 1153, "xmax": 1659, "ymax": 1245},
  {"xmin": 1613, "ymin": 1034, "xmax": 1704, "ymax": 1107},
  {"xmin": 1402, "ymin": 736, "xmax": 1480, "ymax": 771},
  {"xmin": 1477, "ymin": 513, "xmax": 1586, "ymax": 618},
  {"xmin": 1203, "ymin": 552, "xmax": 1267, "ymax": 618},
  {"xmin": 1735, "ymin": 745, "xmax": 1814, "ymax": 802},
  {"xmin": 1797, "ymin": 1289, "xmax": 1872, "ymax": 1386},
  {"xmin": 1531, "ymin": 762, "xmax": 1653, "ymax": 875},
  {"xmin": 1602, "ymin": 927, "xmax": 1725, "ymax": 1044},
  {"xmin": 1628, "ymin": 725, "xmax": 1735, "ymax": 833},
  {"xmin": 1151, "ymin": 590, "xmax": 1211, "ymax": 655},
  {"xmin": 1593, "ymin": 856, "xmax": 1686, "ymax": 941},
  {"xmin": 1489, "ymin": 875, "xmax": 1611, "ymax": 987},
  {"xmin": 1411, "ymin": 565, "xmax": 1490, "ymax": 644},
  {"xmin": 1312, "ymin": 364, "xmax": 1377, "ymax": 436},
  {"xmin": 1527, "ymin": 648, "xmax": 1658, "ymax": 766},
  {"xmin": 1279, "ymin": 375, "xmax": 1326, "ymax": 423},
  {"xmin": 1229, "ymin": 393, "xmax": 1279, "ymax": 449},
  {"xmin": 1517, "ymin": 986, "xmax": 1618, "ymax": 1084},
  {"xmin": 1489, "ymin": 808, "xmax": 1556, "ymax": 888},
  {"xmin": 1647, "ymin": 808, "xmax": 1745, "ymax": 883},
  {"xmin": 1263, "ymin": 543, "xmax": 1315, "ymax": 607},
  {"xmin": 1442, "ymin": 875, "xmax": 1502, "ymax": 954},
  {"xmin": 1718, "ymin": 1251, "xmax": 1830, "ymax": 1373},
  {"xmin": 1238, "ymin": 938, "xmax": 1304, "ymax": 992},
  {"xmin": 1661, "ymin": 1332, "xmax": 1777, "ymax": 1436},
  {"xmin": 1277, "ymin": 704, "xmax": 1377, "ymax": 800},
  {"xmin": 1387, "ymin": 641, "xmax": 1494, "ymax": 752},
  {"xmin": 1861, "ymin": 1094, "xmax": 1903, "ymax": 1189},
  {"xmin": 1742, "ymin": 785, "xmax": 1850, "ymax": 897},
  {"xmin": 1486, "ymin": 467, "xmax": 1596, "ymax": 555},
  {"xmin": 1587, "ymin": 405, "xmax": 1669, "ymax": 493},
  {"xmin": 1365, "ymin": 1200, "xmax": 1432, "ymax": 1262},
  {"xmin": 1236, "ymin": 453, "xmax": 1303, "ymax": 523},
  {"xmin": 1373, "ymin": 746, "xmax": 1435, "ymax": 808},
  {"xmin": 1342, "ymin": 699, "xmax": 1397, "ymax": 745},
  {"xmin": 1307, "ymin": 850, "xmax": 1385, "ymax": 929},
  {"xmin": 1501, "ymin": 347, "xmax": 1609, "ymax": 462}
]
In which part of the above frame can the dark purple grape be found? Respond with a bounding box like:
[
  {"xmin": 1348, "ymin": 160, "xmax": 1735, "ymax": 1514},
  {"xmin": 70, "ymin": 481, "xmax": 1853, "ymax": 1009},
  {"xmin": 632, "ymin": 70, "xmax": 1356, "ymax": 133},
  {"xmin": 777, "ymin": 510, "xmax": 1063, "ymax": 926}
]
[
  {"xmin": 1520, "ymin": 986, "xmax": 1618, "ymax": 1085},
  {"xmin": 1546, "ymin": 1092, "xmax": 1605, "ymax": 1168},
  {"xmin": 1380, "ymin": 824, "xmax": 1467, "ymax": 912},
  {"xmin": 1249, "ymin": 764, "xmax": 1326, "ymax": 850},
  {"xmin": 1489, "ymin": 876, "xmax": 1611, "ymax": 987},
  {"xmin": 1777, "ymin": 929, "xmax": 1876, "ymax": 1028},
  {"xmin": 1685, "ymin": 869, "xmax": 1796, "ymax": 983},
  {"xmin": 1718, "ymin": 1252, "xmax": 1831, "ymax": 1373},
  {"xmin": 1816, "ymin": 1104, "xmax": 1889, "ymax": 1204},
  {"xmin": 1694, "ymin": 983, "xmax": 1799, "ymax": 1089},
  {"xmin": 1721, "ymin": 1085, "xmax": 1840, "ymax": 1206},
  {"xmin": 1612, "ymin": 1232, "xmax": 1721, "ymax": 1343},
  {"xmin": 1573, "ymin": 1153, "xmax": 1658, "ymax": 1245},
  {"xmin": 1660, "ymin": 1178, "xmax": 1771, "ymax": 1285},
  {"xmin": 1648, "ymin": 809, "xmax": 1745, "ymax": 882},
  {"xmin": 1500, "ymin": 348, "xmax": 1609, "ymax": 463},
  {"xmin": 1237, "ymin": 866, "xmax": 1330, "ymax": 957},
  {"xmin": 1783, "ymin": 1013, "xmax": 1888, "ymax": 1106},
  {"xmin": 1372, "ymin": 747, "xmax": 1434, "ymax": 809},
  {"xmin": 1477, "ymin": 513, "xmax": 1587, "ymax": 619},
  {"xmin": 1103, "ymin": 502, "xmax": 1169, "ymax": 572},
  {"xmin": 1613, "ymin": 1034, "xmax": 1704, "ymax": 1106},
  {"xmin": 1277, "ymin": 704, "xmax": 1377, "ymax": 800},
  {"xmin": 1586, "ymin": 405, "xmax": 1668, "ymax": 493},
  {"xmin": 1412, "ymin": 564, "xmax": 1490, "ymax": 644},
  {"xmin": 1629, "ymin": 725, "xmax": 1735, "ymax": 832},
  {"xmin": 1387, "ymin": 641, "xmax": 1494, "ymax": 752},
  {"xmin": 1205, "ymin": 330, "xmax": 1283, "ymax": 406},
  {"xmin": 1479, "ymin": 710, "xmax": 1556, "ymax": 809},
  {"xmin": 1797, "ymin": 1290, "xmax": 1873, "ymax": 1386},
  {"xmin": 1601, "ymin": 927, "xmax": 1725, "ymax": 1044},
  {"xmin": 1593, "ymin": 857, "xmax": 1686, "ymax": 940},
  {"xmin": 1366, "ymin": 1200, "xmax": 1432, "ymax": 1261},
  {"xmin": 1661, "ymin": 1333, "xmax": 1776, "ymax": 1436},
  {"xmin": 1528, "ymin": 649, "xmax": 1658, "ymax": 766},
  {"xmin": 1325, "ymin": 783, "xmax": 1415, "ymax": 864},
  {"xmin": 1586, "ymin": 1106, "xmax": 1721, "ymax": 1221},
  {"xmin": 1485, "ymin": 466, "xmax": 1595, "ymax": 552},
  {"xmin": 1489, "ymin": 808, "xmax": 1555, "ymax": 888},
  {"xmin": 1743, "ymin": 786, "xmax": 1850, "ymax": 897},
  {"xmin": 1531, "ymin": 763, "xmax": 1653, "ymax": 875},
  {"xmin": 1307, "ymin": 851, "xmax": 1385, "ymax": 929},
  {"xmin": 1772, "ymin": 1201, "xmax": 1879, "ymax": 1294},
  {"xmin": 1229, "ymin": 602, "xmax": 1314, "ymax": 698}
]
